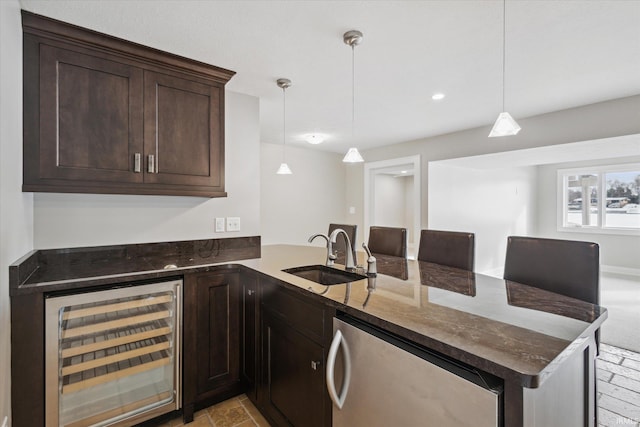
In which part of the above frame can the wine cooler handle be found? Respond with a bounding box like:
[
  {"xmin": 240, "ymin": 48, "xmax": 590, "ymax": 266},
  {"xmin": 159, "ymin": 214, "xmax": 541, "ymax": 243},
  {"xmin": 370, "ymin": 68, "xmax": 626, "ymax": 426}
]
[{"xmin": 326, "ymin": 328, "xmax": 351, "ymax": 409}]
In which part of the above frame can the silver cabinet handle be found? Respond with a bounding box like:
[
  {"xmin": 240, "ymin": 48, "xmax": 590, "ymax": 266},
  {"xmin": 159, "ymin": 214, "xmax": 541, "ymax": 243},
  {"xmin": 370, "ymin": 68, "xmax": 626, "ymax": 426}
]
[
  {"xmin": 311, "ymin": 360, "xmax": 321, "ymax": 370},
  {"xmin": 134, "ymin": 153, "xmax": 141, "ymax": 173},
  {"xmin": 147, "ymin": 154, "xmax": 155, "ymax": 173},
  {"xmin": 326, "ymin": 329, "xmax": 351, "ymax": 410},
  {"xmin": 247, "ymin": 289, "xmax": 255, "ymax": 296}
]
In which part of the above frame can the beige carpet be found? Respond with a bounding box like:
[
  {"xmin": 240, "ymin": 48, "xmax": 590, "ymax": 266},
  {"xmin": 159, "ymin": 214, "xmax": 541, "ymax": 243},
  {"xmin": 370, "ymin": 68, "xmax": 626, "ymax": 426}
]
[{"xmin": 600, "ymin": 273, "xmax": 640, "ymax": 353}]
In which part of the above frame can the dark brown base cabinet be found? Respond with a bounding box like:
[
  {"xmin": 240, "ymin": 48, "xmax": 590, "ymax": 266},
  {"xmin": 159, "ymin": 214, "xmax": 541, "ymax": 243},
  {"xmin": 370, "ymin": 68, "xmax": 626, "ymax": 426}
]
[
  {"xmin": 22, "ymin": 11, "xmax": 234, "ymax": 198},
  {"xmin": 257, "ymin": 277, "xmax": 334, "ymax": 427},
  {"xmin": 183, "ymin": 270, "xmax": 243, "ymax": 423},
  {"xmin": 241, "ymin": 270, "xmax": 260, "ymax": 404}
]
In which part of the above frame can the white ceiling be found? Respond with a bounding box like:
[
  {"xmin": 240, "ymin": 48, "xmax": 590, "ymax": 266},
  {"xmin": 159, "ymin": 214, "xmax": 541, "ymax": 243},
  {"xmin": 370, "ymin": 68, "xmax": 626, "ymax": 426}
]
[{"xmin": 20, "ymin": 0, "xmax": 640, "ymax": 155}]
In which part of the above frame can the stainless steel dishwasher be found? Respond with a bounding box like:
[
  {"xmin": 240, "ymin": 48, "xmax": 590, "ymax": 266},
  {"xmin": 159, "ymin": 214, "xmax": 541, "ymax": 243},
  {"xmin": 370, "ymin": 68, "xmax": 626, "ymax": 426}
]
[{"xmin": 327, "ymin": 315, "xmax": 503, "ymax": 427}]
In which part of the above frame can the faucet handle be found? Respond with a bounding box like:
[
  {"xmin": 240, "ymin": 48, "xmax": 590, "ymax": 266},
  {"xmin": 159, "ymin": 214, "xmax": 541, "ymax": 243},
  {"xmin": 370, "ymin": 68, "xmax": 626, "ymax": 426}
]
[
  {"xmin": 362, "ymin": 243, "xmax": 372, "ymax": 258},
  {"xmin": 362, "ymin": 243, "xmax": 377, "ymax": 276}
]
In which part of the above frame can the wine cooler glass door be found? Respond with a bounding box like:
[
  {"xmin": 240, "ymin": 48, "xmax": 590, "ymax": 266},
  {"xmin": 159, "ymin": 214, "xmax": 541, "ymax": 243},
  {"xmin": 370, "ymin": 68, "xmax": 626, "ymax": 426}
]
[{"xmin": 45, "ymin": 280, "xmax": 182, "ymax": 427}]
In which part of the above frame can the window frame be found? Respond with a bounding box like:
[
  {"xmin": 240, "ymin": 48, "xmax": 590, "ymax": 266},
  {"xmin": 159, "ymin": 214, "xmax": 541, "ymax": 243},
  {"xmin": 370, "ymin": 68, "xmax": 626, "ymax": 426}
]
[{"xmin": 557, "ymin": 163, "xmax": 640, "ymax": 236}]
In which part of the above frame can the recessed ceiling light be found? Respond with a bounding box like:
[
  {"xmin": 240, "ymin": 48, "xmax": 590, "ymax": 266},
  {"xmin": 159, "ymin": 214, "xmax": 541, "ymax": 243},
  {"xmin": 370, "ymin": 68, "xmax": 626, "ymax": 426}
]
[
  {"xmin": 432, "ymin": 93, "xmax": 445, "ymax": 101},
  {"xmin": 401, "ymin": 170, "xmax": 408, "ymax": 174},
  {"xmin": 305, "ymin": 134, "xmax": 326, "ymax": 144}
]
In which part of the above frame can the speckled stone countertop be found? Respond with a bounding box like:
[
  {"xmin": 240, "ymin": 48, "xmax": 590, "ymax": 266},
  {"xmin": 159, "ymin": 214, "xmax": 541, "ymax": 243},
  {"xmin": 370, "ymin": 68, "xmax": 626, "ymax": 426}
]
[{"xmin": 10, "ymin": 241, "xmax": 606, "ymax": 388}]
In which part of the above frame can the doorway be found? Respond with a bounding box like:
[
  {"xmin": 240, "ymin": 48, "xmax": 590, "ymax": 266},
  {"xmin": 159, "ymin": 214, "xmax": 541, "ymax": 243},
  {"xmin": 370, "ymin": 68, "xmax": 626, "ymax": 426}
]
[{"xmin": 364, "ymin": 155, "xmax": 421, "ymax": 258}]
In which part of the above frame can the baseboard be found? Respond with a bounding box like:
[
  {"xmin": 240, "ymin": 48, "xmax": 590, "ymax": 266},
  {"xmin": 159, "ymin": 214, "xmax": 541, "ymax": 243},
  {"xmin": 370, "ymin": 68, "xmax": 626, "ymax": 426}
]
[{"xmin": 601, "ymin": 265, "xmax": 640, "ymax": 277}]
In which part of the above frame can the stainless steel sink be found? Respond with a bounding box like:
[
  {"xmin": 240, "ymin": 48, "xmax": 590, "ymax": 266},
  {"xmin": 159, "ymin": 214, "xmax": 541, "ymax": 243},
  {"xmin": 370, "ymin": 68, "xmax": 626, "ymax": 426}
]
[{"xmin": 282, "ymin": 265, "xmax": 366, "ymax": 285}]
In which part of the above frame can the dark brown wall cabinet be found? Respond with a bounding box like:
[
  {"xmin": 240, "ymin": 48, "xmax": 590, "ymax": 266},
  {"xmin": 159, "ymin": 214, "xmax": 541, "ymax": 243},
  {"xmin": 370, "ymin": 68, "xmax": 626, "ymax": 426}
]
[
  {"xmin": 258, "ymin": 277, "xmax": 333, "ymax": 427},
  {"xmin": 183, "ymin": 271, "xmax": 242, "ymax": 422},
  {"xmin": 22, "ymin": 11, "xmax": 235, "ymax": 197}
]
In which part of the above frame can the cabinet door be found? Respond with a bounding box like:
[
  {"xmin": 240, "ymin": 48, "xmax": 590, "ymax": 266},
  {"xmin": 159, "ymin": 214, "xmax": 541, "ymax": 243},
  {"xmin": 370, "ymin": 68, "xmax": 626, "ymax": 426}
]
[
  {"xmin": 195, "ymin": 272, "xmax": 240, "ymax": 394},
  {"xmin": 183, "ymin": 271, "xmax": 241, "ymax": 422},
  {"xmin": 38, "ymin": 44, "xmax": 144, "ymax": 183},
  {"xmin": 143, "ymin": 71, "xmax": 225, "ymax": 192},
  {"xmin": 261, "ymin": 311, "xmax": 327, "ymax": 427},
  {"xmin": 241, "ymin": 271, "xmax": 259, "ymax": 403}
]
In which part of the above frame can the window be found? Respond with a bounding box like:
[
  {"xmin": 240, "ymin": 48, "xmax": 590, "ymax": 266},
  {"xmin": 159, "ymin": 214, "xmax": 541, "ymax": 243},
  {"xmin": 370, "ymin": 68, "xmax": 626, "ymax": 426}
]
[{"xmin": 558, "ymin": 164, "xmax": 640, "ymax": 234}]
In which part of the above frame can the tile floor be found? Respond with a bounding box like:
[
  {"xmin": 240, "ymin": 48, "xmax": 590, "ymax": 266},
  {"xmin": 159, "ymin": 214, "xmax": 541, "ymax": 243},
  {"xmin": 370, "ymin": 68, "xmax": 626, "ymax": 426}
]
[
  {"xmin": 160, "ymin": 344, "xmax": 640, "ymax": 427},
  {"xmin": 597, "ymin": 343, "xmax": 640, "ymax": 427},
  {"xmin": 158, "ymin": 395, "xmax": 271, "ymax": 427}
]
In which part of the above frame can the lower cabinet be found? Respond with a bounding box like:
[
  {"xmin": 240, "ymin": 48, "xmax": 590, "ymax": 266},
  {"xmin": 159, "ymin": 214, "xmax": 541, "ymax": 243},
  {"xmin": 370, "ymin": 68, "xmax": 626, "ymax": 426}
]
[
  {"xmin": 258, "ymin": 277, "xmax": 333, "ymax": 427},
  {"xmin": 183, "ymin": 269, "xmax": 333, "ymax": 426},
  {"xmin": 183, "ymin": 270, "xmax": 242, "ymax": 422}
]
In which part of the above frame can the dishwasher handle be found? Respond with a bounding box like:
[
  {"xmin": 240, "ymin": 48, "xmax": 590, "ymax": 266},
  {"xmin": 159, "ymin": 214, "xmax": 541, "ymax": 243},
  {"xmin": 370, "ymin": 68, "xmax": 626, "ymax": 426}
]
[{"xmin": 326, "ymin": 329, "xmax": 351, "ymax": 409}]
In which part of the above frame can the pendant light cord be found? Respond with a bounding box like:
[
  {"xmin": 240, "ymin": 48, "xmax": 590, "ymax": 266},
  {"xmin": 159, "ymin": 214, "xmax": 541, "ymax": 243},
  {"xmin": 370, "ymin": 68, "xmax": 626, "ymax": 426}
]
[
  {"xmin": 502, "ymin": 0, "xmax": 506, "ymax": 112},
  {"xmin": 351, "ymin": 44, "xmax": 355, "ymax": 138},
  {"xmin": 282, "ymin": 86, "xmax": 286, "ymax": 162}
]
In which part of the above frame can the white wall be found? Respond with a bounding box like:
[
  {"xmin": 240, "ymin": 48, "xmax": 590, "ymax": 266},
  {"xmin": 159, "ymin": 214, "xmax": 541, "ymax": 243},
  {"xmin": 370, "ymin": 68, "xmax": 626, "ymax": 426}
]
[
  {"xmin": 260, "ymin": 143, "xmax": 347, "ymax": 246},
  {"xmin": 536, "ymin": 156, "xmax": 640, "ymax": 272},
  {"xmin": 34, "ymin": 91, "xmax": 260, "ymax": 249},
  {"xmin": 371, "ymin": 174, "xmax": 415, "ymax": 244},
  {"xmin": 0, "ymin": 1, "xmax": 35, "ymax": 424},
  {"xmin": 374, "ymin": 175, "xmax": 406, "ymax": 228},
  {"xmin": 429, "ymin": 163, "xmax": 537, "ymax": 275}
]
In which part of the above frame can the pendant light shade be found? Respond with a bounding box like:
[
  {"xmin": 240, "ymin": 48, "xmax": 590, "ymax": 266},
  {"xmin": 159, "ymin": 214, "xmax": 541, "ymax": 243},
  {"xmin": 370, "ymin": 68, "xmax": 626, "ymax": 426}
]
[
  {"xmin": 489, "ymin": 112, "xmax": 521, "ymax": 137},
  {"xmin": 343, "ymin": 30, "xmax": 365, "ymax": 163},
  {"xmin": 343, "ymin": 147, "xmax": 364, "ymax": 163},
  {"xmin": 276, "ymin": 163, "xmax": 292, "ymax": 175},
  {"xmin": 489, "ymin": 0, "xmax": 521, "ymax": 138},
  {"xmin": 276, "ymin": 78, "xmax": 293, "ymax": 174}
]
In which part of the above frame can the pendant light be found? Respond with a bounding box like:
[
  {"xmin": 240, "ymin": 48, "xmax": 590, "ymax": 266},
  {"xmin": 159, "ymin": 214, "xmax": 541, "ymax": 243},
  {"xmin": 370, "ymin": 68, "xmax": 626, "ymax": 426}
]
[
  {"xmin": 276, "ymin": 78, "xmax": 293, "ymax": 174},
  {"xmin": 489, "ymin": 0, "xmax": 521, "ymax": 137},
  {"xmin": 343, "ymin": 30, "xmax": 365, "ymax": 163}
]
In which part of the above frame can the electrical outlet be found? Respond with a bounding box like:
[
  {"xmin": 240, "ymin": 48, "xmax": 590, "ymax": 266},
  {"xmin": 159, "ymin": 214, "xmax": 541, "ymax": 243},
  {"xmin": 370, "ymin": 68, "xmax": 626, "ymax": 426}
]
[
  {"xmin": 226, "ymin": 217, "xmax": 240, "ymax": 232},
  {"xmin": 215, "ymin": 217, "xmax": 225, "ymax": 232}
]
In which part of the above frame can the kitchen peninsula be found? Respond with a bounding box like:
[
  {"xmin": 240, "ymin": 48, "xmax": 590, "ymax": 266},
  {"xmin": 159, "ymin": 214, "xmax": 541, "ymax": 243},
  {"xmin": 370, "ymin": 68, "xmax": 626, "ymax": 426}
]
[{"xmin": 10, "ymin": 238, "xmax": 606, "ymax": 427}]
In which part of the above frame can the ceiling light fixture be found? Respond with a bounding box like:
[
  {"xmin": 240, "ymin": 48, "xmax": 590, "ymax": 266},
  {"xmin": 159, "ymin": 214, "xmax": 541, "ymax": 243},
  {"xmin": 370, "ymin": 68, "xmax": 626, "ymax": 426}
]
[
  {"xmin": 489, "ymin": 0, "xmax": 521, "ymax": 137},
  {"xmin": 431, "ymin": 93, "xmax": 445, "ymax": 101},
  {"xmin": 342, "ymin": 30, "xmax": 364, "ymax": 163},
  {"xmin": 305, "ymin": 134, "xmax": 325, "ymax": 145},
  {"xmin": 276, "ymin": 78, "xmax": 293, "ymax": 175}
]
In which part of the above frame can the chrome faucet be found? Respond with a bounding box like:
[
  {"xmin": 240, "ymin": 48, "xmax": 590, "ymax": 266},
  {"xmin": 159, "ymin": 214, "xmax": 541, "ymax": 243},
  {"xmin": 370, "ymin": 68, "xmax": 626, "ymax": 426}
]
[
  {"xmin": 308, "ymin": 233, "xmax": 336, "ymax": 266},
  {"xmin": 329, "ymin": 228, "xmax": 356, "ymax": 271}
]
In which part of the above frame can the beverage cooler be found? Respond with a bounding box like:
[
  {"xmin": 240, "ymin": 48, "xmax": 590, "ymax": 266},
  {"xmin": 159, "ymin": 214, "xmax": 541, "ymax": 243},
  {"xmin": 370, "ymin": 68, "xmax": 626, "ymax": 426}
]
[{"xmin": 44, "ymin": 280, "xmax": 182, "ymax": 427}]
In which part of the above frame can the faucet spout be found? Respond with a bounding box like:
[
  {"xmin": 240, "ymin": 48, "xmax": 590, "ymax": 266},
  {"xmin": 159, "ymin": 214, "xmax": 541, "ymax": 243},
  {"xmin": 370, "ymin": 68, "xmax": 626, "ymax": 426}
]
[
  {"xmin": 308, "ymin": 233, "xmax": 335, "ymax": 266},
  {"xmin": 329, "ymin": 228, "xmax": 356, "ymax": 271}
]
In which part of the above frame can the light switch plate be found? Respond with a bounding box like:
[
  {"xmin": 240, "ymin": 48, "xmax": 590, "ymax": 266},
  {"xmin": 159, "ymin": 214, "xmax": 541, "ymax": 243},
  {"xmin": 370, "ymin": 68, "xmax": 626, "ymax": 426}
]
[
  {"xmin": 226, "ymin": 217, "xmax": 240, "ymax": 232},
  {"xmin": 2, "ymin": 415, "xmax": 8, "ymax": 427},
  {"xmin": 215, "ymin": 217, "xmax": 225, "ymax": 232}
]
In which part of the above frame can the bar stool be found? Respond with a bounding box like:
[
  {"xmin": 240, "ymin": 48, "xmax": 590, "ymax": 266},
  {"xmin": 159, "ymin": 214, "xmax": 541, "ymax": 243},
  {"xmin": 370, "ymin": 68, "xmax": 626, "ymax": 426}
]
[
  {"xmin": 417, "ymin": 229, "xmax": 475, "ymax": 271},
  {"xmin": 367, "ymin": 226, "xmax": 407, "ymax": 258}
]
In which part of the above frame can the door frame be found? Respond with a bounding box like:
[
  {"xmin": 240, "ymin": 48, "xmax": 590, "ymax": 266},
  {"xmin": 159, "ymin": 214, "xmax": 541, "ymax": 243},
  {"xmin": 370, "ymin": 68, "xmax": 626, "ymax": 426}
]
[{"xmin": 364, "ymin": 155, "xmax": 421, "ymax": 258}]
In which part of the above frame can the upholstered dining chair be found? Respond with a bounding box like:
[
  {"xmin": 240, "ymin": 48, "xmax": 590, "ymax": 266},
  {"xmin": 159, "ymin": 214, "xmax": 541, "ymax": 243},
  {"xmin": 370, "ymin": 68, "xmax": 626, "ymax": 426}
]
[
  {"xmin": 367, "ymin": 226, "xmax": 407, "ymax": 258},
  {"xmin": 503, "ymin": 236, "xmax": 600, "ymax": 305},
  {"xmin": 328, "ymin": 223, "xmax": 358, "ymax": 265},
  {"xmin": 417, "ymin": 229, "xmax": 475, "ymax": 271}
]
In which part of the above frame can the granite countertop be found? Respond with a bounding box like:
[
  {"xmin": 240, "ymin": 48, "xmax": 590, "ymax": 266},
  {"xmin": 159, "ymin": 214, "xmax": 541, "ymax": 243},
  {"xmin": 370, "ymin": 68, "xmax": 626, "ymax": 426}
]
[
  {"xmin": 242, "ymin": 245, "xmax": 606, "ymax": 388},
  {"xmin": 10, "ymin": 240, "xmax": 607, "ymax": 388}
]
